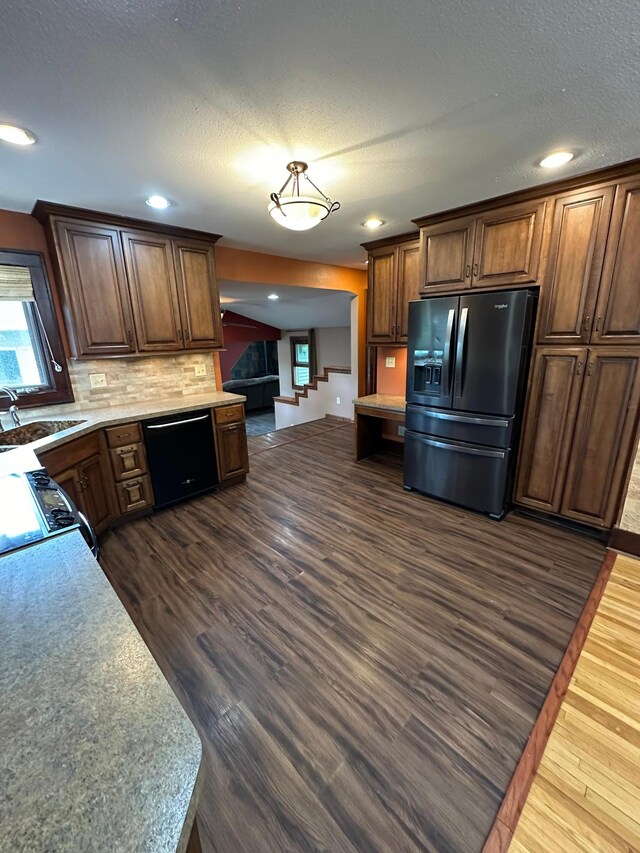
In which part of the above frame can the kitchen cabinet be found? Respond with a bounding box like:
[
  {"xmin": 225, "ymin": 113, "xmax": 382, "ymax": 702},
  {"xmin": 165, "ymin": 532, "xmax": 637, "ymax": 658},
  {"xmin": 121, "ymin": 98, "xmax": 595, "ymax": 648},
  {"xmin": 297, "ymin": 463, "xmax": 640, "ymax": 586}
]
[
  {"xmin": 121, "ymin": 231, "xmax": 183, "ymax": 352},
  {"xmin": 420, "ymin": 215, "xmax": 475, "ymax": 293},
  {"xmin": 34, "ymin": 202, "xmax": 223, "ymax": 358},
  {"xmin": 52, "ymin": 219, "xmax": 136, "ymax": 356},
  {"xmin": 536, "ymin": 187, "xmax": 614, "ymax": 344},
  {"xmin": 419, "ymin": 200, "xmax": 546, "ymax": 294},
  {"xmin": 110, "ymin": 443, "xmax": 147, "ymax": 481},
  {"xmin": 106, "ymin": 421, "xmax": 154, "ymax": 512},
  {"xmin": 515, "ymin": 348, "xmax": 586, "ymax": 513},
  {"xmin": 38, "ymin": 432, "xmax": 115, "ymax": 534},
  {"xmin": 115, "ymin": 477, "xmax": 154, "ymax": 515},
  {"xmin": 214, "ymin": 405, "xmax": 249, "ymax": 481},
  {"xmin": 174, "ymin": 239, "xmax": 224, "ymax": 349},
  {"xmin": 591, "ymin": 177, "xmax": 640, "ymax": 345},
  {"xmin": 365, "ymin": 236, "xmax": 420, "ymax": 344},
  {"xmin": 561, "ymin": 350, "xmax": 640, "ymax": 527},
  {"xmin": 515, "ymin": 347, "xmax": 640, "ymax": 528}
]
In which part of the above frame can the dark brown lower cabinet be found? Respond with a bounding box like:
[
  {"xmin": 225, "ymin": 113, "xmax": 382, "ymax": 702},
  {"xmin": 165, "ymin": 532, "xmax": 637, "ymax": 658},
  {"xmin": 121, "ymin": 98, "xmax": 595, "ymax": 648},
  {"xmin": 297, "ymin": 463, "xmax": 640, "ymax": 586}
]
[
  {"xmin": 516, "ymin": 347, "xmax": 640, "ymax": 528},
  {"xmin": 38, "ymin": 433, "xmax": 115, "ymax": 534},
  {"xmin": 216, "ymin": 422, "xmax": 249, "ymax": 481}
]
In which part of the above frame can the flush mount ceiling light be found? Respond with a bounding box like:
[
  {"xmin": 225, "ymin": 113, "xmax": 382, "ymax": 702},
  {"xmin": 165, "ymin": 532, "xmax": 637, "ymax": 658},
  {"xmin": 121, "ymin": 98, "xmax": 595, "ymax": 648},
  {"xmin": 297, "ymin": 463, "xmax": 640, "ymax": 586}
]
[
  {"xmin": 539, "ymin": 151, "xmax": 574, "ymax": 169},
  {"xmin": 146, "ymin": 194, "xmax": 171, "ymax": 209},
  {"xmin": 363, "ymin": 218, "xmax": 384, "ymax": 229},
  {"xmin": 268, "ymin": 294, "xmax": 279, "ymax": 300},
  {"xmin": 0, "ymin": 124, "xmax": 37, "ymax": 145},
  {"xmin": 268, "ymin": 161, "xmax": 340, "ymax": 231}
]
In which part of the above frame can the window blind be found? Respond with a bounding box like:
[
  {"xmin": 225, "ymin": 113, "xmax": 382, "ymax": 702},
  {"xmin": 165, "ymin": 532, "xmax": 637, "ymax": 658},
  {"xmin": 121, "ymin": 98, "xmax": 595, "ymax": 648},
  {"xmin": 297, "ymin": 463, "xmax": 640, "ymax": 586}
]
[{"xmin": 0, "ymin": 265, "xmax": 35, "ymax": 301}]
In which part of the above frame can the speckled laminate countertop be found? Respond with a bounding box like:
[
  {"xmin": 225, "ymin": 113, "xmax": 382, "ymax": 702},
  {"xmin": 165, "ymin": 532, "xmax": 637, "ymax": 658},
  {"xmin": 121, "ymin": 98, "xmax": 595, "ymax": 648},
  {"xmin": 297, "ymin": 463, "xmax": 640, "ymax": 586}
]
[
  {"xmin": 2, "ymin": 391, "xmax": 246, "ymax": 457},
  {"xmin": 0, "ymin": 531, "xmax": 202, "ymax": 853},
  {"xmin": 353, "ymin": 394, "xmax": 406, "ymax": 414}
]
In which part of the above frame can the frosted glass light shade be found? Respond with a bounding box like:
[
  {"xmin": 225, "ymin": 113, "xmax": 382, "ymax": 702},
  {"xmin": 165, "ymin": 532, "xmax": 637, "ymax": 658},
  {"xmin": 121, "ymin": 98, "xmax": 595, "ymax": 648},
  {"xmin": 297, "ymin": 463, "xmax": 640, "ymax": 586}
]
[{"xmin": 267, "ymin": 196, "xmax": 330, "ymax": 231}]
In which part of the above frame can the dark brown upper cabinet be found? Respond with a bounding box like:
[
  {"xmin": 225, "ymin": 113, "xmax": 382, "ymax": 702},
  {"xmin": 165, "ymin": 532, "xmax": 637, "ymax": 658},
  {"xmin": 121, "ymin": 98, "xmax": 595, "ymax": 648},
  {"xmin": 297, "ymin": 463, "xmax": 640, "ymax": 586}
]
[
  {"xmin": 121, "ymin": 231, "xmax": 183, "ymax": 352},
  {"xmin": 173, "ymin": 238, "xmax": 224, "ymax": 349},
  {"xmin": 419, "ymin": 200, "xmax": 546, "ymax": 294},
  {"xmin": 471, "ymin": 199, "xmax": 546, "ymax": 288},
  {"xmin": 53, "ymin": 219, "xmax": 136, "ymax": 356},
  {"xmin": 537, "ymin": 186, "xmax": 614, "ymax": 345},
  {"xmin": 34, "ymin": 202, "xmax": 223, "ymax": 359},
  {"xmin": 420, "ymin": 216, "xmax": 475, "ymax": 293},
  {"xmin": 591, "ymin": 177, "xmax": 640, "ymax": 345},
  {"xmin": 365, "ymin": 236, "xmax": 420, "ymax": 345}
]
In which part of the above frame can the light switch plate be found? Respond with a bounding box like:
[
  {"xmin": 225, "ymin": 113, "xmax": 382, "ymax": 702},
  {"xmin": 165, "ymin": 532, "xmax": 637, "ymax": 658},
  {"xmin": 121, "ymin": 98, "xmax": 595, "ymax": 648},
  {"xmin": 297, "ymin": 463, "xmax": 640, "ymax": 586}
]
[
  {"xmin": 89, "ymin": 372, "xmax": 107, "ymax": 389},
  {"xmin": 194, "ymin": 363, "xmax": 207, "ymax": 377},
  {"xmin": 385, "ymin": 357, "xmax": 396, "ymax": 368}
]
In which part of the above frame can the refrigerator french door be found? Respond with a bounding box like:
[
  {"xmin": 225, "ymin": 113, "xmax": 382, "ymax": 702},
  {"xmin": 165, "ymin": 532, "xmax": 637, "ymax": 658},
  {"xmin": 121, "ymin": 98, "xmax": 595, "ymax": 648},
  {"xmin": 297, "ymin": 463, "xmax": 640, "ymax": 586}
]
[{"xmin": 404, "ymin": 288, "xmax": 536, "ymax": 517}]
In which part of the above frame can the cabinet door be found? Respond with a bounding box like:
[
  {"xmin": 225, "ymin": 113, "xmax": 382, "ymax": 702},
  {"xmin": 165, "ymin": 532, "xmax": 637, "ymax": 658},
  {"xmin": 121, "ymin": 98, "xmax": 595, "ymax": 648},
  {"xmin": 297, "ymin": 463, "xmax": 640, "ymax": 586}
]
[
  {"xmin": 78, "ymin": 452, "xmax": 114, "ymax": 534},
  {"xmin": 419, "ymin": 216, "xmax": 475, "ymax": 293},
  {"xmin": 396, "ymin": 240, "xmax": 421, "ymax": 342},
  {"xmin": 367, "ymin": 249, "xmax": 397, "ymax": 344},
  {"xmin": 115, "ymin": 476, "xmax": 154, "ymax": 514},
  {"xmin": 216, "ymin": 423, "xmax": 249, "ymax": 481},
  {"xmin": 472, "ymin": 200, "xmax": 546, "ymax": 288},
  {"xmin": 537, "ymin": 187, "xmax": 614, "ymax": 344},
  {"xmin": 514, "ymin": 348, "xmax": 586, "ymax": 513},
  {"xmin": 122, "ymin": 231, "xmax": 183, "ymax": 352},
  {"xmin": 110, "ymin": 443, "xmax": 147, "ymax": 481},
  {"xmin": 561, "ymin": 350, "xmax": 640, "ymax": 528},
  {"xmin": 54, "ymin": 219, "xmax": 136, "ymax": 356},
  {"xmin": 53, "ymin": 465, "xmax": 84, "ymax": 511},
  {"xmin": 592, "ymin": 179, "xmax": 640, "ymax": 344},
  {"xmin": 173, "ymin": 239, "xmax": 224, "ymax": 349}
]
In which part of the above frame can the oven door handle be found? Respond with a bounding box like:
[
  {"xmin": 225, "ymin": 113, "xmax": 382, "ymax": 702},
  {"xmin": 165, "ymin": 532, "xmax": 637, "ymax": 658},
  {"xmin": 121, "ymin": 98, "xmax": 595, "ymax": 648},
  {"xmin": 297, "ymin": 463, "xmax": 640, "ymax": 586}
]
[
  {"xmin": 145, "ymin": 414, "xmax": 209, "ymax": 430},
  {"xmin": 77, "ymin": 510, "xmax": 99, "ymax": 558}
]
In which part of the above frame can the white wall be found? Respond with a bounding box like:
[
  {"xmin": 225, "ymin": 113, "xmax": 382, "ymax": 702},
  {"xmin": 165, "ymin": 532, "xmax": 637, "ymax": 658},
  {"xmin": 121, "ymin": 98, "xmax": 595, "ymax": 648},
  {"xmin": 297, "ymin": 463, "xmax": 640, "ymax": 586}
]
[
  {"xmin": 275, "ymin": 370, "xmax": 357, "ymax": 429},
  {"xmin": 315, "ymin": 327, "xmax": 351, "ymax": 371},
  {"xmin": 276, "ymin": 330, "xmax": 306, "ymax": 398}
]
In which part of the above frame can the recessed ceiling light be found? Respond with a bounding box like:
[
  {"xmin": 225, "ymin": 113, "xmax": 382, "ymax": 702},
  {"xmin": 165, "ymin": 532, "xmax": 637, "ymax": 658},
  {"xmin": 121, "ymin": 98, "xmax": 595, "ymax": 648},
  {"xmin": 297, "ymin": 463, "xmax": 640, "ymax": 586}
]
[
  {"xmin": 0, "ymin": 124, "xmax": 37, "ymax": 146},
  {"xmin": 146, "ymin": 194, "xmax": 171, "ymax": 209},
  {"xmin": 539, "ymin": 151, "xmax": 574, "ymax": 169},
  {"xmin": 268, "ymin": 294, "xmax": 279, "ymax": 300},
  {"xmin": 363, "ymin": 218, "xmax": 384, "ymax": 229}
]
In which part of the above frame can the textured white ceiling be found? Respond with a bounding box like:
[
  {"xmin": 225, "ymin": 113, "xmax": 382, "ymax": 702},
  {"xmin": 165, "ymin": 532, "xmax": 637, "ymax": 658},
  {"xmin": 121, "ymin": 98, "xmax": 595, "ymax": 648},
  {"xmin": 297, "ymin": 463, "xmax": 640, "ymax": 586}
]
[
  {"xmin": 219, "ymin": 281, "xmax": 352, "ymax": 330},
  {"xmin": 1, "ymin": 0, "xmax": 639, "ymax": 267}
]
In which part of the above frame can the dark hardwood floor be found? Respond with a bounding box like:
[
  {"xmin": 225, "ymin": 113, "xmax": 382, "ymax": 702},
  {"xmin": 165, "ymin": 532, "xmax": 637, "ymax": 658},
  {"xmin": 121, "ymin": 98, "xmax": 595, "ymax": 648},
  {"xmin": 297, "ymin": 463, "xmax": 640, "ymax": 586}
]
[{"xmin": 100, "ymin": 421, "xmax": 605, "ymax": 853}]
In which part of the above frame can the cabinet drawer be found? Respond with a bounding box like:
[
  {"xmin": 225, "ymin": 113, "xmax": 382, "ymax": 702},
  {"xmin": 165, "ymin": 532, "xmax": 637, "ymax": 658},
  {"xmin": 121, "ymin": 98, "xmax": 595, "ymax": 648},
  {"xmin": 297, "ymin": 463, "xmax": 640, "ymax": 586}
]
[
  {"xmin": 214, "ymin": 404, "xmax": 244, "ymax": 425},
  {"xmin": 105, "ymin": 422, "xmax": 142, "ymax": 448},
  {"xmin": 110, "ymin": 443, "xmax": 147, "ymax": 481},
  {"xmin": 115, "ymin": 475, "xmax": 153, "ymax": 514}
]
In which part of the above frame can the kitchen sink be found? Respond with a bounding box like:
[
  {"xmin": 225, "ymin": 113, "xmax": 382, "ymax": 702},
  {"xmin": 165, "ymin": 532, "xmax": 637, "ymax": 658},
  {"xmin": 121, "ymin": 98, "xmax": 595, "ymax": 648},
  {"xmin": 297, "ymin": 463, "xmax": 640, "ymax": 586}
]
[{"xmin": 0, "ymin": 419, "xmax": 86, "ymax": 448}]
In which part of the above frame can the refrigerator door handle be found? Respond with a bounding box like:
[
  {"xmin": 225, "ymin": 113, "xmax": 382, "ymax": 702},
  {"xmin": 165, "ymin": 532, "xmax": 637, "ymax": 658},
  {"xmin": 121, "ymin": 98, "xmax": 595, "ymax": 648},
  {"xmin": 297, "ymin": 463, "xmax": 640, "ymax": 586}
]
[
  {"xmin": 411, "ymin": 408, "xmax": 510, "ymax": 428},
  {"xmin": 454, "ymin": 306, "xmax": 469, "ymax": 397},
  {"xmin": 443, "ymin": 308, "xmax": 456, "ymax": 393},
  {"xmin": 408, "ymin": 433, "xmax": 506, "ymax": 459}
]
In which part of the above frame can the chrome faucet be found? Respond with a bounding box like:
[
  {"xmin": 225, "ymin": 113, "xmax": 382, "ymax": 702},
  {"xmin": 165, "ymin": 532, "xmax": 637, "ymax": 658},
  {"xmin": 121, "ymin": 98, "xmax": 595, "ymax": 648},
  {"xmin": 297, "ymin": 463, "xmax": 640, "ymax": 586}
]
[{"xmin": 0, "ymin": 387, "xmax": 21, "ymax": 429}]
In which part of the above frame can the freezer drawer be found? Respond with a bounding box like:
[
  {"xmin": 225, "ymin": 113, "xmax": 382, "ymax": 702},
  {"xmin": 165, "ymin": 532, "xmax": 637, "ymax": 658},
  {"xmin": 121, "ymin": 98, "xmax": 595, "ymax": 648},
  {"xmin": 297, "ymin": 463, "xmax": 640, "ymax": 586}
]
[
  {"xmin": 405, "ymin": 404, "xmax": 514, "ymax": 448},
  {"xmin": 404, "ymin": 430, "xmax": 510, "ymax": 516}
]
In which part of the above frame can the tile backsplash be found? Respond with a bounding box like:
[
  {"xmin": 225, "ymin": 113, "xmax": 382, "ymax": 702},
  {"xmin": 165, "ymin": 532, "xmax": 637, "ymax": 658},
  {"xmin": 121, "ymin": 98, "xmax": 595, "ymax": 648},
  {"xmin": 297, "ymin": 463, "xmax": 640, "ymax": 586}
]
[{"xmin": 66, "ymin": 354, "xmax": 217, "ymax": 409}]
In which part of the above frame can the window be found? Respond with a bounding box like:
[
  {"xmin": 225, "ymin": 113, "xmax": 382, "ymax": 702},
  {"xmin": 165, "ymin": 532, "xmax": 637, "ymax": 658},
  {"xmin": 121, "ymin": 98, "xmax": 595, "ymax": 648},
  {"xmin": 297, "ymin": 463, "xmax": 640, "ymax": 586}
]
[
  {"xmin": 0, "ymin": 251, "xmax": 73, "ymax": 407},
  {"xmin": 291, "ymin": 336, "xmax": 310, "ymax": 387}
]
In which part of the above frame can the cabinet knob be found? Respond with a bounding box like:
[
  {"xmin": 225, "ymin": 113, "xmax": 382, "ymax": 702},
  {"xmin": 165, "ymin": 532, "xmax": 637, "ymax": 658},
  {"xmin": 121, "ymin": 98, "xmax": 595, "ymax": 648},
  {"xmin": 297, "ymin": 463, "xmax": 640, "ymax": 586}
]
[
  {"xmin": 185, "ymin": 329, "xmax": 191, "ymax": 342},
  {"xmin": 594, "ymin": 316, "xmax": 601, "ymax": 332},
  {"xmin": 127, "ymin": 330, "xmax": 134, "ymax": 344},
  {"xmin": 583, "ymin": 315, "xmax": 591, "ymax": 331},
  {"xmin": 576, "ymin": 361, "xmax": 583, "ymax": 375},
  {"xmin": 178, "ymin": 329, "xmax": 184, "ymax": 340},
  {"xmin": 587, "ymin": 361, "xmax": 594, "ymax": 376}
]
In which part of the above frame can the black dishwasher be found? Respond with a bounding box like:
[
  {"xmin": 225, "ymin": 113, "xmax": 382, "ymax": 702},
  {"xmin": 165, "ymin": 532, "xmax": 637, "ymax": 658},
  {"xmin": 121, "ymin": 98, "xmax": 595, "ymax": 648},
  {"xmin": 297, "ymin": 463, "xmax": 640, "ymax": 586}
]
[{"xmin": 142, "ymin": 409, "xmax": 219, "ymax": 509}]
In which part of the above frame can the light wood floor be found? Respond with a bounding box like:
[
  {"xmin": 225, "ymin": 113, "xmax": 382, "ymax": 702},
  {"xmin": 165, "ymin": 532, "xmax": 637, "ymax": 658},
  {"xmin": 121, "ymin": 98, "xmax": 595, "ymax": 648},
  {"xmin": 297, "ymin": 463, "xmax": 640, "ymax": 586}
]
[
  {"xmin": 100, "ymin": 421, "xmax": 605, "ymax": 852},
  {"xmin": 511, "ymin": 553, "xmax": 640, "ymax": 853}
]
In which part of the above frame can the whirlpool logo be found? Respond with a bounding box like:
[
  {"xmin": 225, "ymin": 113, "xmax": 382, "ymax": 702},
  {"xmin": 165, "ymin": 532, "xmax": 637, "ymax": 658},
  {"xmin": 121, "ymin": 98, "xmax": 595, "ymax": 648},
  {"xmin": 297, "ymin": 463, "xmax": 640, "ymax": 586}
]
[{"xmin": 494, "ymin": 303, "xmax": 509, "ymax": 310}]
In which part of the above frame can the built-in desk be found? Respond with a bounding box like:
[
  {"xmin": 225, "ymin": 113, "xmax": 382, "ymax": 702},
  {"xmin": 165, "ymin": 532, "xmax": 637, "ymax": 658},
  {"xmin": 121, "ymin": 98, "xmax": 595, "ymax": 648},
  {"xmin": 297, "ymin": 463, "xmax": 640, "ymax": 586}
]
[{"xmin": 353, "ymin": 394, "xmax": 406, "ymax": 461}]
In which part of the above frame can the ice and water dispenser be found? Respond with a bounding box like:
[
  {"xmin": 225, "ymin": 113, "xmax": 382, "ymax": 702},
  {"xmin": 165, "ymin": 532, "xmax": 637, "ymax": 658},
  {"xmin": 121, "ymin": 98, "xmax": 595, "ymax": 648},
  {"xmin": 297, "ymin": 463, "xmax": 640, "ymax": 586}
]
[{"xmin": 412, "ymin": 349, "xmax": 444, "ymax": 394}]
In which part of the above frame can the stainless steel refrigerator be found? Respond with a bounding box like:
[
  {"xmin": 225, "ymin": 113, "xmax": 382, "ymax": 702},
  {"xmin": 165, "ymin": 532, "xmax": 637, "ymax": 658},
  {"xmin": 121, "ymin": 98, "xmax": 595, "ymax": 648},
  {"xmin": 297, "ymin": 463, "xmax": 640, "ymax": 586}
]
[{"xmin": 404, "ymin": 288, "xmax": 537, "ymax": 518}]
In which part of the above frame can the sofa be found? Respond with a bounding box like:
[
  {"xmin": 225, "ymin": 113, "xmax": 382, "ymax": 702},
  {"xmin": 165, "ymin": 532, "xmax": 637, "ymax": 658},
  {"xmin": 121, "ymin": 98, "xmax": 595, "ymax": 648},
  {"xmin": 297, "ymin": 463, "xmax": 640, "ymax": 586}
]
[{"xmin": 222, "ymin": 375, "xmax": 280, "ymax": 412}]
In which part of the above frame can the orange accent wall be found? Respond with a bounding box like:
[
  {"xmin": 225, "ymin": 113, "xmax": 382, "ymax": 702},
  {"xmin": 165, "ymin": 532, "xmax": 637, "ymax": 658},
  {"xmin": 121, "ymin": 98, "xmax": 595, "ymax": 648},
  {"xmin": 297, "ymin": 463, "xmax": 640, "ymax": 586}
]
[
  {"xmin": 376, "ymin": 347, "xmax": 408, "ymax": 396},
  {"xmin": 216, "ymin": 246, "xmax": 367, "ymax": 394},
  {"xmin": 0, "ymin": 209, "xmax": 69, "ymax": 354}
]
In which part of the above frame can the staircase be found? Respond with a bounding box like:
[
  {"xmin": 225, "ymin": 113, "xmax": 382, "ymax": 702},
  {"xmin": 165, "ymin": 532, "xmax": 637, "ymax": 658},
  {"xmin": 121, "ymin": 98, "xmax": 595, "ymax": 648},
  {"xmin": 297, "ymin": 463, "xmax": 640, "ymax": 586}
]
[{"xmin": 274, "ymin": 366, "xmax": 351, "ymax": 406}]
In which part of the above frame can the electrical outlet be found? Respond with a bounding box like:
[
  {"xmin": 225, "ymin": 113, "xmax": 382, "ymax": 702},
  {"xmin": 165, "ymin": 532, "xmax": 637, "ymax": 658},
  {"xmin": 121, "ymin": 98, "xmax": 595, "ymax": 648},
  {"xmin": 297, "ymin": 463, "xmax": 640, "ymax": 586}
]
[
  {"xmin": 89, "ymin": 372, "xmax": 107, "ymax": 389},
  {"xmin": 336, "ymin": 396, "xmax": 341, "ymax": 405},
  {"xmin": 194, "ymin": 363, "xmax": 207, "ymax": 377},
  {"xmin": 398, "ymin": 425, "xmax": 406, "ymax": 437},
  {"xmin": 385, "ymin": 356, "xmax": 396, "ymax": 368}
]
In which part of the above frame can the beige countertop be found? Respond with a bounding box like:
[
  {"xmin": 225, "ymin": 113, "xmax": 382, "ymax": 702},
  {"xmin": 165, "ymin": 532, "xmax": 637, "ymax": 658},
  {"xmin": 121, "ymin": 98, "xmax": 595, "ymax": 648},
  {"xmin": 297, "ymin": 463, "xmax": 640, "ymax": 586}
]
[
  {"xmin": 1, "ymin": 391, "xmax": 246, "ymax": 456},
  {"xmin": 0, "ymin": 530, "xmax": 202, "ymax": 852},
  {"xmin": 353, "ymin": 394, "xmax": 406, "ymax": 414}
]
